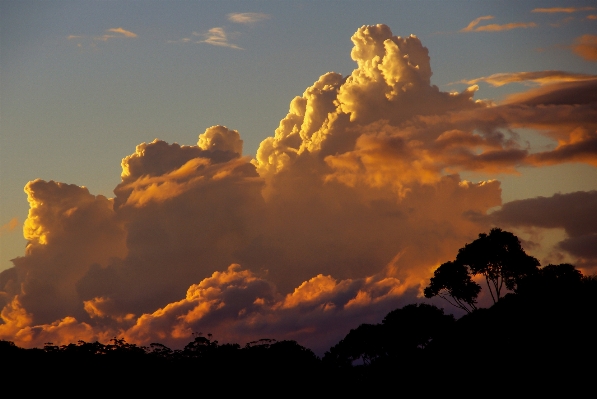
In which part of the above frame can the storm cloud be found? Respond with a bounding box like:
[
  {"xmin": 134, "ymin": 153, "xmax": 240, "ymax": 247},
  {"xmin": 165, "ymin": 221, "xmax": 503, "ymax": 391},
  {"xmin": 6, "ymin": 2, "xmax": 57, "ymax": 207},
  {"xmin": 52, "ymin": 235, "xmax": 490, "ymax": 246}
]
[{"xmin": 1, "ymin": 25, "xmax": 595, "ymax": 351}]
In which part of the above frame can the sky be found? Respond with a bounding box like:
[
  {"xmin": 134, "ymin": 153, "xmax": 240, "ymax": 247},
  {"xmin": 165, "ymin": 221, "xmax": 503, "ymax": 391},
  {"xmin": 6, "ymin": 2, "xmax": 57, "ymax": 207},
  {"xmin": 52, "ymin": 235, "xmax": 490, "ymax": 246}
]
[{"xmin": 1, "ymin": 1, "xmax": 596, "ymax": 353}]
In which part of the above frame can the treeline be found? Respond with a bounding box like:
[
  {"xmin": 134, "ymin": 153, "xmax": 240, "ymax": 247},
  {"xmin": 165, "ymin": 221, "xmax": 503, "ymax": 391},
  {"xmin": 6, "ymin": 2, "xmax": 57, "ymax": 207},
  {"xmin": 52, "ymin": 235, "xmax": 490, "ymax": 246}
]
[{"xmin": 3, "ymin": 230, "xmax": 597, "ymax": 392}]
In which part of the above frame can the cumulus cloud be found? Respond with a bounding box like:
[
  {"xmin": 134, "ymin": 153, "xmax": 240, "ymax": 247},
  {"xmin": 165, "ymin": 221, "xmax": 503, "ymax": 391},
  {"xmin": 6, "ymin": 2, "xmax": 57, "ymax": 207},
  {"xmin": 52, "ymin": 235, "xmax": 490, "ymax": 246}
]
[
  {"xmin": 3, "ymin": 24, "xmax": 596, "ymax": 351},
  {"xmin": 572, "ymin": 34, "xmax": 597, "ymax": 61},
  {"xmin": 227, "ymin": 12, "xmax": 271, "ymax": 24},
  {"xmin": 200, "ymin": 27, "xmax": 243, "ymax": 49},
  {"xmin": 459, "ymin": 71, "xmax": 597, "ymax": 87},
  {"xmin": 460, "ymin": 16, "xmax": 537, "ymax": 32},
  {"xmin": 532, "ymin": 7, "xmax": 596, "ymax": 13}
]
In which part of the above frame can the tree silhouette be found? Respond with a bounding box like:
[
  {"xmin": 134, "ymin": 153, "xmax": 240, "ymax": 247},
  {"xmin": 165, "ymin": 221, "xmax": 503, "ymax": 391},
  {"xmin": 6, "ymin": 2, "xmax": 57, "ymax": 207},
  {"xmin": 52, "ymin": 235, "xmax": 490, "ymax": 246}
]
[
  {"xmin": 456, "ymin": 228, "xmax": 539, "ymax": 303},
  {"xmin": 382, "ymin": 303, "xmax": 455, "ymax": 353},
  {"xmin": 424, "ymin": 261, "xmax": 481, "ymax": 313},
  {"xmin": 323, "ymin": 323, "xmax": 384, "ymax": 366}
]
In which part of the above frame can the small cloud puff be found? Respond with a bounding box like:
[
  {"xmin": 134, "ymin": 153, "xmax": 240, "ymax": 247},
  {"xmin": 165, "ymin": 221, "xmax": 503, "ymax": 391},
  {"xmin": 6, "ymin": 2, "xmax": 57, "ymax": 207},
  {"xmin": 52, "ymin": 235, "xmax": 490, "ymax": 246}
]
[
  {"xmin": 201, "ymin": 27, "xmax": 243, "ymax": 50},
  {"xmin": 0, "ymin": 218, "xmax": 19, "ymax": 235},
  {"xmin": 228, "ymin": 12, "xmax": 271, "ymax": 24},
  {"xmin": 572, "ymin": 35, "xmax": 597, "ymax": 61}
]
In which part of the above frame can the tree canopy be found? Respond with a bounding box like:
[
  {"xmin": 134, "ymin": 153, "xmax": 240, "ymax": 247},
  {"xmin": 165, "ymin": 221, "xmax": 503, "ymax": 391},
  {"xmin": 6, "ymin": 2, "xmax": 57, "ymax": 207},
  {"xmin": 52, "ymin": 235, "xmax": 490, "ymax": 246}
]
[
  {"xmin": 424, "ymin": 261, "xmax": 481, "ymax": 313},
  {"xmin": 456, "ymin": 228, "xmax": 540, "ymax": 302},
  {"xmin": 425, "ymin": 228, "xmax": 540, "ymax": 309}
]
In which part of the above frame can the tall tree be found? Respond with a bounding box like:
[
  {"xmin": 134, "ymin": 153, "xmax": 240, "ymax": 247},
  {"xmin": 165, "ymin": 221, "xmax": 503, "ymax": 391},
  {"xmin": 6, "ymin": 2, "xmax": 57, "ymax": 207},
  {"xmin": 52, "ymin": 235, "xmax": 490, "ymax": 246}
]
[
  {"xmin": 424, "ymin": 261, "xmax": 481, "ymax": 313},
  {"xmin": 455, "ymin": 228, "xmax": 540, "ymax": 303}
]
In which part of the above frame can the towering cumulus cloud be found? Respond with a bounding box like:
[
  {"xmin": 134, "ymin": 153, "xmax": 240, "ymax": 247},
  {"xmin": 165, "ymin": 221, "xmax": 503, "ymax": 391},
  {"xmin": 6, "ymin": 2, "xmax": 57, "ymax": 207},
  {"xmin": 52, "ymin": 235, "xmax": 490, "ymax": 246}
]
[{"xmin": 1, "ymin": 25, "xmax": 596, "ymax": 352}]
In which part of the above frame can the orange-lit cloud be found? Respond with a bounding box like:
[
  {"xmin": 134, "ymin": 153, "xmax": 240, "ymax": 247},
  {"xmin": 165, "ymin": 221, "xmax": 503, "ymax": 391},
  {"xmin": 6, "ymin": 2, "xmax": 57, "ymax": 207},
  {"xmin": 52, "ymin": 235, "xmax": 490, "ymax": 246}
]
[
  {"xmin": 107, "ymin": 27, "xmax": 137, "ymax": 38},
  {"xmin": 67, "ymin": 28, "xmax": 137, "ymax": 45},
  {"xmin": 460, "ymin": 71, "xmax": 597, "ymax": 86},
  {"xmin": 460, "ymin": 16, "xmax": 536, "ymax": 32},
  {"xmin": 0, "ymin": 218, "xmax": 19, "ymax": 235},
  {"xmin": 3, "ymin": 24, "xmax": 596, "ymax": 351},
  {"xmin": 227, "ymin": 12, "xmax": 271, "ymax": 24},
  {"xmin": 572, "ymin": 34, "xmax": 597, "ymax": 61},
  {"xmin": 588, "ymin": 15, "xmax": 597, "ymax": 20},
  {"xmin": 532, "ymin": 7, "xmax": 596, "ymax": 13}
]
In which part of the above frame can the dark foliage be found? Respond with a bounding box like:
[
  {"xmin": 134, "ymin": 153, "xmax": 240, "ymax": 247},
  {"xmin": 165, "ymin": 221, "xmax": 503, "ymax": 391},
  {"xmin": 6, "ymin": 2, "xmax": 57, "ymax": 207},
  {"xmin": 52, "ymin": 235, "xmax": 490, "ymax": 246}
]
[
  {"xmin": 3, "ymin": 232, "xmax": 595, "ymax": 394},
  {"xmin": 456, "ymin": 228, "xmax": 540, "ymax": 302},
  {"xmin": 424, "ymin": 261, "xmax": 481, "ymax": 313}
]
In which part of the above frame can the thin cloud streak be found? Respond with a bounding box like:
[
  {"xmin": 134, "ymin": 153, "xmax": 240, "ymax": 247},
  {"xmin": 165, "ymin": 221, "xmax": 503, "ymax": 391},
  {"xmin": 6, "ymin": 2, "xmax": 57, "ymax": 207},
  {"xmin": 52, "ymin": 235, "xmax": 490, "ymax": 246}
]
[
  {"xmin": 459, "ymin": 71, "xmax": 597, "ymax": 87},
  {"xmin": 228, "ymin": 12, "xmax": 271, "ymax": 24},
  {"xmin": 532, "ymin": 7, "xmax": 596, "ymax": 13},
  {"xmin": 460, "ymin": 15, "xmax": 537, "ymax": 32},
  {"xmin": 67, "ymin": 28, "xmax": 138, "ymax": 44},
  {"xmin": 107, "ymin": 27, "xmax": 137, "ymax": 38}
]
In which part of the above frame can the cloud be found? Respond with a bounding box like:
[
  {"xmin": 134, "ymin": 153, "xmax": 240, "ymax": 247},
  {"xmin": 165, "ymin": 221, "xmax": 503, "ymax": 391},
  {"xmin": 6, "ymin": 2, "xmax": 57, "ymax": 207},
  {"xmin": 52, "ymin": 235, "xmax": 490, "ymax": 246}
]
[
  {"xmin": 67, "ymin": 28, "xmax": 137, "ymax": 45},
  {"xmin": 106, "ymin": 27, "xmax": 137, "ymax": 38},
  {"xmin": 200, "ymin": 27, "xmax": 243, "ymax": 49},
  {"xmin": 227, "ymin": 12, "xmax": 271, "ymax": 24},
  {"xmin": 0, "ymin": 218, "xmax": 19, "ymax": 235},
  {"xmin": 588, "ymin": 15, "xmax": 597, "ymax": 20},
  {"xmin": 572, "ymin": 34, "xmax": 597, "ymax": 61},
  {"xmin": 532, "ymin": 7, "xmax": 596, "ymax": 13},
  {"xmin": 459, "ymin": 71, "xmax": 597, "ymax": 87},
  {"xmin": 3, "ymin": 24, "xmax": 597, "ymax": 351},
  {"xmin": 490, "ymin": 191, "xmax": 597, "ymax": 271},
  {"xmin": 460, "ymin": 15, "xmax": 495, "ymax": 32},
  {"xmin": 549, "ymin": 16, "xmax": 575, "ymax": 28},
  {"xmin": 460, "ymin": 16, "xmax": 537, "ymax": 32}
]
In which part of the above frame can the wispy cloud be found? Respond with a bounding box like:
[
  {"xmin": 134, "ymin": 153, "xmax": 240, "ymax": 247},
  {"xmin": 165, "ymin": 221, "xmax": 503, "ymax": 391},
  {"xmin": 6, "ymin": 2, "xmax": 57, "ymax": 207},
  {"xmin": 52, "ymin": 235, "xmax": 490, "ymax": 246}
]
[
  {"xmin": 460, "ymin": 15, "xmax": 494, "ymax": 32},
  {"xmin": 0, "ymin": 218, "xmax": 19, "ymax": 235},
  {"xmin": 458, "ymin": 71, "xmax": 597, "ymax": 87},
  {"xmin": 460, "ymin": 15, "xmax": 537, "ymax": 32},
  {"xmin": 227, "ymin": 12, "xmax": 271, "ymax": 24},
  {"xmin": 550, "ymin": 16, "xmax": 574, "ymax": 27},
  {"xmin": 532, "ymin": 7, "xmax": 596, "ymax": 13},
  {"xmin": 588, "ymin": 15, "xmax": 597, "ymax": 20},
  {"xmin": 572, "ymin": 34, "xmax": 597, "ymax": 61},
  {"xmin": 67, "ymin": 28, "xmax": 138, "ymax": 45},
  {"xmin": 106, "ymin": 27, "xmax": 137, "ymax": 38},
  {"xmin": 200, "ymin": 27, "xmax": 243, "ymax": 49}
]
